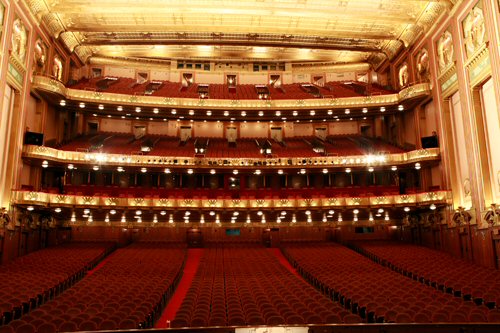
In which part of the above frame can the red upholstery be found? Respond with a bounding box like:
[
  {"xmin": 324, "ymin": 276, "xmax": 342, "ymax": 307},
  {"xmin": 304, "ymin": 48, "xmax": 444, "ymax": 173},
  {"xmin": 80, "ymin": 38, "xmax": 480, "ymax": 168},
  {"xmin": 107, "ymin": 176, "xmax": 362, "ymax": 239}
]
[
  {"xmin": 282, "ymin": 243, "xmax": 485, "ymax": 324},
  {"xmin": 0, "ymin": 243, "xmax": 113, "ymax": 325},
  {"xmin": 18, "ymin": 243, "xmax": 186, "ymax": 332},
  {"xmin": 172, "ymin": 245, "xmax": 360, "ymax": 327}
]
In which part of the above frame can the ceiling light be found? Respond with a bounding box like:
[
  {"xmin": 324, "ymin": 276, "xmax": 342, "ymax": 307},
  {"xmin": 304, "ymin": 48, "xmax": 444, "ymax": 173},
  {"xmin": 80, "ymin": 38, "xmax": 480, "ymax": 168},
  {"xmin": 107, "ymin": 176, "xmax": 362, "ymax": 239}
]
[
  {"xmin": 353, "ymin": 209, "xmax": 359, "ymax": 214},
  {"xmin": 189, "ymin": 110, "xmax": 195, "ymax": 116},
  {"xmin": 404, "ymin": 207, "xmax": 410, "ymax": 212},
  {"xmin": 257, "ymin": 211, "xmax": 263, "ymax": 216},
  {"xmin": 305, "ymin": 210, "xmax": 311, "ymax": 215},
  {"xmin": 391, "ymin": 166, "xmax": 398, "ymax": 171},
  {"xmin": 79, "ymin": 102, "xmax": 85, "ymax": 108},
  {"xmin": 224, "ymin": 111, "xmax": 229, "ymax": 116},
  {"xmin": 328, "ymin": 210, "xmax": 334, "ymax": 215},
  {"xmin": 327, "ymin": 110, "xmax": 333, "ymax": 115},
  {"xmin": 322, "ymin": 168, "xmax": 328, "ymax": 174},
  {"xmin": 368, "ymin": 167, "xmax": 374, "ymax": 172},
  {"xmin": 345, "ymin": 168, "xmax": 351, "ymax": 173},
  {"xmin": 300, "ymin": 169, "xmax": 306, "ymax": 174},
  {"xmin": 398, "ymin": 105, "xmax": 404, "ymax": 111},
  {"xmin": 233, "ymin": 170, "xmax": 238, "ymax": 175},
  {"xmin": 430, "ymin": 204, "xmax": 437, "ymax": 210},
  {"xmin": 345, "ymin": 109, "xmax": 350, "ymax": 114},
  {"xmin": 140, "ymin": 167, "xmax": 147, "ymax": 173},
  {"xmin": 275, "ymin": 111, "xmax": 281, "ymax": 116},
  {"xmin": 187, "ymin": 169, "xmax": 194, "ymax": 174},
  {"xmin": 185, "ymin": 211, "xmax": 191, "ymax": 216},
  {"xmin": 206, "ymin": 110, "xmax": 212, "ymax": 116},
  {"xmin": 42, "ymin": 160, "xmax": 48, "ymax": 168},
  {"xmin": 233, "ymin": 211, "xmax": 239, "ymax": 216},
  {"xmin": 415, "ymin": 162, "xmax": 421, "ymax": 170},
  {"xmin": 153, "ymin": 108, "xmax": 159, "ymax": 114},
  {"xmin": 160, "ymin": 210, "xmax": 167, "ymax": 216},
  {"xmin": 110, "ymin": 209, "xmax": 116, "ymax": 215},
  {"xmin": 92, "ymin": 166, "xmax": 99, "ymax": 171},
  {"xmin": 54, "ymin": 207, "xmax": 62, "ymax": 213},
  {"xmin": 362, "ymin": 108, "xmax": 368, "ymax": 113},
  {"xmin": 26, "ymin": 206, "xmax": 34, "ymax": 211},
  {"xmin": 98, "ymin": 104, "xmax": 104, "ymax": 110},
  {"xmin": 210, "ymin": 169, "xmax": 216, "ymax": 175},
  {"xmin": 380, "ymin": 107, "xmax": 386, "ymax": 112},
  {"xmin": 83, "ymin": 209, "xmax": 90, "ymax": 214},
  {"xmin": 378, "ymin": 208, "xmax": 384, "ymax": 213},
  {"xmin": 59, "ymin": 100, "xmax": 66, "ymax": 106},
  {"xmin": 135, "ymin": 107, "xmax": 141, "ymax": 113},
  {"xmin": 293, "ymin": 111, "xmax": 298, "ymax": 116},
  {"xmin": 171, "ymin": 109, "xmax": 177, "ymax": 114},
  {"xmin": 241, "ymin": 111, "xmax": 246, "ymax": 117},
  {"xmin": 135, "ymin": 210, "xmax": 142, "ymax": 216},
  {"xmin": 310, "ymin": 110, "xmax": 315, "ymax": 116},
  {"xmin": 255, "ymin": 170, "xmax": 261, "ymax": 175},
  {"xmin": 117, "ymin": 166, "xmax": 124, "ymax": 172},
  {"xmin": 277, "ymin": 169, "xmax": 283, "ymax": 175},
  {"xmin": 164, "ymin": 168, "xmax": 171, "ymax": 174},
  {"xmin": 258, "ymin": 111, "xmax": 264, "ymax": 117},
  {"xmin": 281, "ymin": 211, "xmax": 287, "ymax": 216},
  {"xmin": 117, "ymin": 106, "xmax": 123, "ymax": 111},
  {"xmin": 67, "ymin": 164, "xmax": 74, "ymax": 170}
]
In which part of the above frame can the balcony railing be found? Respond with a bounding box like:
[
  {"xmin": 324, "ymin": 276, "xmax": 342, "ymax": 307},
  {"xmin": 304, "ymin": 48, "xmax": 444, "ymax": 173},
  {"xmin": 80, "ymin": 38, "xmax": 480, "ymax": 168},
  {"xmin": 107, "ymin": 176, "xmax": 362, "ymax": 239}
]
[
  {"xmin": 12, "ymin": 190, "xmax": 451, "ymax": 210},
  {"xmin": 23, "ymin": 145, "xmax": 440, "ymax": 169}
]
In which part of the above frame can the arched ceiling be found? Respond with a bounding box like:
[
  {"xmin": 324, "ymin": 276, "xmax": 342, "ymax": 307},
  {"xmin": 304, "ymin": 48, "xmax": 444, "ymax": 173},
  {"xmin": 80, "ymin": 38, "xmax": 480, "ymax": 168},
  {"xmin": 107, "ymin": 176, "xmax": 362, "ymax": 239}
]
[{"xmin": 26, "ymin": 0, "xmax": 457, "ymax": 66}]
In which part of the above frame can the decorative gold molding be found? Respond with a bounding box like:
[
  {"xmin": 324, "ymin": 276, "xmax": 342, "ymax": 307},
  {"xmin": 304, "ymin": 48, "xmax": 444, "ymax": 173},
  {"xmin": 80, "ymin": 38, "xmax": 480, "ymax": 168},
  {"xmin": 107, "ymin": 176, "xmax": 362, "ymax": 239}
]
[
  {"xmin": 31, "ymin": 76, "xmax": 431, "ymax": 110},
  {"xmin": 11, "ymin": 190, "xmax": 451, "ymax": 211},
  {"xmin": 23, "ymin": 145, "xmax": 440, "ymax": 169}
]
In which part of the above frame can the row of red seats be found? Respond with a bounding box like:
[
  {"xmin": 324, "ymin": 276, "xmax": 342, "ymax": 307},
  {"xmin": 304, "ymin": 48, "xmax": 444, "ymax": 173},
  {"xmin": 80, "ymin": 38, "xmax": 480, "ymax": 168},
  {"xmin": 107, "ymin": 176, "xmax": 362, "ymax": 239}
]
[
  {"xmin": 68, "ymin": 77, "xmax": 394, "ymax": 99},
  {"xmin": 4, "ymin": 242, "xmax": 186, "ymax": 332},
  {"xmin": 171, "ymin": 246, "xmax": 361, "ymax": 327},
  {"xmin": 351, "ymin": 241, "xmax": 500, "ymax": 308},
  {"xmin": 282, "ymin": 243, "xmax": 500, "ymax": 323},
  {"xmin": 56, "ymin": 133, "xmax": 405, "ymax": 159},
  {"xmin": 0, "ymin": 242, "xmax": 115, "ymax": 326}
]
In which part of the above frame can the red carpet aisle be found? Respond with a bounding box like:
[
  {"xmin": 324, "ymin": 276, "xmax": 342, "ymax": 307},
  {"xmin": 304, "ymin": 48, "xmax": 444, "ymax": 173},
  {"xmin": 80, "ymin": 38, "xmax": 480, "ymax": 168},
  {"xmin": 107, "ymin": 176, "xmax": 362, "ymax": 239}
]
[
  {"xmin": 268, "ymin": 248, "xmax": 301, "ymax": 278},
  {"xmin": 155, "ymin": 248, "xmax": 203, "ymax": 328},
  {"xmin": 86, "ymin": 251, "xmax": 118, "ymax": 276}
]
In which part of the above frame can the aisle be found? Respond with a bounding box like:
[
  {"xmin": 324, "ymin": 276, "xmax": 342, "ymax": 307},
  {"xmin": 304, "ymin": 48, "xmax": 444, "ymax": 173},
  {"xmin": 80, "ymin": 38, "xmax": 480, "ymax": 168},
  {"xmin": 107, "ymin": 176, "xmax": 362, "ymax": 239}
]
[
  {"xmin": 268, "ymin": 248, "xmax": 301, "ymax": 278},
  {"xmin": 155, "ymin": 248, "xmax": 203, "ymax": 328}
]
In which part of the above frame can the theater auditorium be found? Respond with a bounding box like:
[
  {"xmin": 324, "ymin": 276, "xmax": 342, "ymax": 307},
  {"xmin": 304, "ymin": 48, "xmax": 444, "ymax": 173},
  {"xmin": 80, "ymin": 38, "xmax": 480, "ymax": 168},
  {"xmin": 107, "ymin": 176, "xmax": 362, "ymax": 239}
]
[{"xmin": 1, "ymin": 0, "xmax": 500, "ymax": 332}]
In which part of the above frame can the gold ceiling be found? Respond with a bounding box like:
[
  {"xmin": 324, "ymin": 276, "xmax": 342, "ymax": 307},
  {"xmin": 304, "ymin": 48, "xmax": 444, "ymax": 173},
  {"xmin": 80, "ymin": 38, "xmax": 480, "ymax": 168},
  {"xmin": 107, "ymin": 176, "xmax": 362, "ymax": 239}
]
[{"xmin": 26, "ymin": 0, "xmax": 458, "ymax": 65}]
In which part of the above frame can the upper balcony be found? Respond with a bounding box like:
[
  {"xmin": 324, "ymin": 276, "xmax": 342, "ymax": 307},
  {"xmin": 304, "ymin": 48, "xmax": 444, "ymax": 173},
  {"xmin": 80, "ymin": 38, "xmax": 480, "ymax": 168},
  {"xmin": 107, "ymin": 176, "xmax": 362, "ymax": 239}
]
[{"xmin": 31, "ymin": 75, "xmax": 432, "ymax": 118}]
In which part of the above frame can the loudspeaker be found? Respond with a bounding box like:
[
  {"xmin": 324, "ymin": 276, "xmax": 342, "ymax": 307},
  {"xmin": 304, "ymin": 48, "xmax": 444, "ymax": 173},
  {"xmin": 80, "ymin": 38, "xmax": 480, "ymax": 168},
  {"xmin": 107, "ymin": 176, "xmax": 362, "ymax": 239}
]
[{"xmin": 24, "ymin": 132, "xmax": 44, "ymax": 146}]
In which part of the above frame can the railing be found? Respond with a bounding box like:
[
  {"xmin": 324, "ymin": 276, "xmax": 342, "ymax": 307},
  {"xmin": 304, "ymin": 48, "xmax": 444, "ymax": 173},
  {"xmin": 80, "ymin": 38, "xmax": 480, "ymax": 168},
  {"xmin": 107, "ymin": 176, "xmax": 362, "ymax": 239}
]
[
  {"xmin": 11, "ymin": 190, "xmax": 451, "ymax": 210},
  {"xmin": 23, "ymin": 145, "xmax": 440, "ymax": 169},
  {"xmin": 31, "ymin": 74, "xmax": 432, "ymax": 110}
]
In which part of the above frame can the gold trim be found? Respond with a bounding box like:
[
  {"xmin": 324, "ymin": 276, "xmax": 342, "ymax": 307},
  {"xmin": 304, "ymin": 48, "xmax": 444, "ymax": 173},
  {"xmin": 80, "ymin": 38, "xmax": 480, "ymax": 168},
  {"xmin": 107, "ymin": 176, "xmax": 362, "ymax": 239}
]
[
  {"xmin": 23, "ymin": 145, "xmax": 440, "ymax": 169},
  {"xmin": 11, "ymin": 190, "xmax": 451, "ymax": 210}
]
